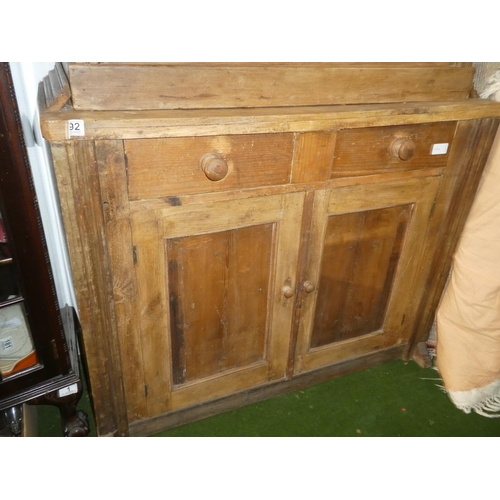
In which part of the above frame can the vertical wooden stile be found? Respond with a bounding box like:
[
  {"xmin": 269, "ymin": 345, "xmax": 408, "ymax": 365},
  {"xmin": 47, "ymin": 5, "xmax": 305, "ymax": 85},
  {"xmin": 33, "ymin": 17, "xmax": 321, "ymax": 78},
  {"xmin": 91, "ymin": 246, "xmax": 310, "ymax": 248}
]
[{"xmin": 51, "ymin": 141, "xmax": 128, "ymax": 436}]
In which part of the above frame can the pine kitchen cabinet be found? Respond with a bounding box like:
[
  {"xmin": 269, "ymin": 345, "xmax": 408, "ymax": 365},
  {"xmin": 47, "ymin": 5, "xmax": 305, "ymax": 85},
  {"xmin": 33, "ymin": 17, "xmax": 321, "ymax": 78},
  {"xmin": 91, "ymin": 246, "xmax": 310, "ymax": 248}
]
[{"xmin": 40, "ymin": 63, "xmax": 500, "ymax": 436}]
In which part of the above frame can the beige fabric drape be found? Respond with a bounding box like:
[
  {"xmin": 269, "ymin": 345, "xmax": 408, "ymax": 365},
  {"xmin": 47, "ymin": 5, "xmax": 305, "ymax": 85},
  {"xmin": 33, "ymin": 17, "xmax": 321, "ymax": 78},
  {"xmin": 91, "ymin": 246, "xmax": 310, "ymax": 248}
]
[{"xmin": 436, "ymin": 127, "xmax": 500, "ymax": 416}]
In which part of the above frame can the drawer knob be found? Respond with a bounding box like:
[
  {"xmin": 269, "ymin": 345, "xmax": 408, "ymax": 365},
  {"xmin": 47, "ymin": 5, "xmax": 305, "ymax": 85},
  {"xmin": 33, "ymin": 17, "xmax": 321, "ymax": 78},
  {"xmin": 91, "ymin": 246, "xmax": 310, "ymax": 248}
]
[
  {"xmin": 200, "ymin": 153, "xmax": 229, "ymax": 181},
  {"xmin": 303, "ymin": 281, "xmax": 316, "ymax": 293},
  {"xmin": 391, "ymin": 137, "xmax": 416, "ymax": 161},
  {"xmin": 282, "ymin": 286, "xmax": 294, "ymax": 299}
]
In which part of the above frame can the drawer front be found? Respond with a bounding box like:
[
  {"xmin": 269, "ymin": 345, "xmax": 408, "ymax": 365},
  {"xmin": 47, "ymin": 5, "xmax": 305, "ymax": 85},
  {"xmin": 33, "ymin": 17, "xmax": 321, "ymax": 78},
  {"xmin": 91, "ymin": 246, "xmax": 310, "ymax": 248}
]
[
  {"xmin": 124, "ymin": 134, "xmax": 293, "ymax": 200},
  {"xmin": 332, "ymin": 122, "xmax": 457, "ymax": 177}
]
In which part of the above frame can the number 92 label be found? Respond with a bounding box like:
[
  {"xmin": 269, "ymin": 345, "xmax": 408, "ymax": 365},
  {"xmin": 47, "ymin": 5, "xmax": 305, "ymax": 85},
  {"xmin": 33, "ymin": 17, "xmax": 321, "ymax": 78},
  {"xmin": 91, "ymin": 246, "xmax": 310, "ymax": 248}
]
[{"xmin": 68, "ymin": 119, "xmax": 85, "ymax": 137}]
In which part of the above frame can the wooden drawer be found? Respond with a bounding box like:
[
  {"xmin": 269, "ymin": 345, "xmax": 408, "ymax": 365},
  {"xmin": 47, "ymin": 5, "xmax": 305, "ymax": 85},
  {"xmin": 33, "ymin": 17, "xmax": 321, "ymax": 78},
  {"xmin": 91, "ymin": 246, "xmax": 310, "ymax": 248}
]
[
  {"xmin": 332, "ymin": 122, "xmax": 457, "ymax": 177},
  {"xmin": 124, "ymin": 133, "xmax": 293, "ymax": 200}
]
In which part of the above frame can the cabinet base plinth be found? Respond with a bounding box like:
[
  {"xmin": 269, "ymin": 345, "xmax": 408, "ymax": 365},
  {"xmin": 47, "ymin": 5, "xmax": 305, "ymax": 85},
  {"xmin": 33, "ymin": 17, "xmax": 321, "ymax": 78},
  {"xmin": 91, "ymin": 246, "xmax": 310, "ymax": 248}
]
[{"xmin": 128, "ymin": 344, "xmax": 406, "ymax": 437}]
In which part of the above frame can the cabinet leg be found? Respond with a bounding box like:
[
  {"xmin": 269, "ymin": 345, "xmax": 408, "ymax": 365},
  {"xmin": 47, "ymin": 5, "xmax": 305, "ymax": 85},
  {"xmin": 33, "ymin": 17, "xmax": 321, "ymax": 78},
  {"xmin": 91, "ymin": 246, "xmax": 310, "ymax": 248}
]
[{"xmin": 30, "ymin": 381, "xmax": 90, "ymax": 437}]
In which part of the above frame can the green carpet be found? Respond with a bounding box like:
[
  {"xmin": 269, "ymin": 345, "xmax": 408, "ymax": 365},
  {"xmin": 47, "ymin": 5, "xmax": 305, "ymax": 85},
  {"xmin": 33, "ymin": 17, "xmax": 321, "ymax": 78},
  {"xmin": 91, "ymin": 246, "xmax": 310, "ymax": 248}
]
[{"xmin": 36, "ymin": 359, "xmax": 500, "ymax": 437}]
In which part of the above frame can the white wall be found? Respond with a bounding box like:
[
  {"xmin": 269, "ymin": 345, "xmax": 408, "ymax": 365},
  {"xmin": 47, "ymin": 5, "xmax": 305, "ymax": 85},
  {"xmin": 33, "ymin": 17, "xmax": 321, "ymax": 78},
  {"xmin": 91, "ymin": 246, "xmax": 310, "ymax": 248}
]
[{"xmin": 9, "ymin": 62, "xmax": 77, "ymax": 310}]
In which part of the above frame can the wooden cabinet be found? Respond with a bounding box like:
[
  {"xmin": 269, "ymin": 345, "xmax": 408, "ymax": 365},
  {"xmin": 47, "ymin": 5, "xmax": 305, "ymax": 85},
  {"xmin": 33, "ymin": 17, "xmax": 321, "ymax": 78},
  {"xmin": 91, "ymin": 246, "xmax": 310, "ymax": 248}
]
[{"xmin": 40, "ymin": 63, "xmax": 500, "ymax": 436}]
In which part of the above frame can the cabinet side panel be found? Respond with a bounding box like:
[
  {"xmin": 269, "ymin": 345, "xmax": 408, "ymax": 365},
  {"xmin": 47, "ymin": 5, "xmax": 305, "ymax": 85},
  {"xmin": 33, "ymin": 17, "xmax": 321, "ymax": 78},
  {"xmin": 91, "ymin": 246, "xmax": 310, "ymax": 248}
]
[
  {"xmin": 50, "ymin": 141, "xmax": 128, "ymax": 436},
  {"xmin": 406, "ymin": 118, "xmax": 500, "ymax": 356}
]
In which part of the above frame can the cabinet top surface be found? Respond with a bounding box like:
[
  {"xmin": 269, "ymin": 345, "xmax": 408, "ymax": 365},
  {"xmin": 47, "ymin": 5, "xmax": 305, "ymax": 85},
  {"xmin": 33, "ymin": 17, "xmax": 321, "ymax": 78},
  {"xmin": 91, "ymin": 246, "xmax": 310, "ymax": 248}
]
[
  {"xmin": 39, "ymin": 63, "xmax": 500, "ymax": 141},
  {"xmin": 40, "ymin": 99, "xmax": 500, "ymax": 142}
]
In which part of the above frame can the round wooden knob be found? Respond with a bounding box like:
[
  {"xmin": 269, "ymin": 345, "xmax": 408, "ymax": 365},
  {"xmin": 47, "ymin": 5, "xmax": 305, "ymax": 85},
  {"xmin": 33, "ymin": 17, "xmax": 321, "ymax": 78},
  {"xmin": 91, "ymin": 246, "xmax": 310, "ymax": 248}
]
[
  {"xmin": 390, "ymin": 137, "xmax": 416, "ymax": 161},
  {"xmin": 303, "ymin": 281, "xmax": 315, "ymax": 293},
  {"xmin": 200, "ymin": 153, "xmax": 229, "ymax": 181},
  {"xmin": 282, "ymin": 286, "xmax": 294, "ymax": 299}
]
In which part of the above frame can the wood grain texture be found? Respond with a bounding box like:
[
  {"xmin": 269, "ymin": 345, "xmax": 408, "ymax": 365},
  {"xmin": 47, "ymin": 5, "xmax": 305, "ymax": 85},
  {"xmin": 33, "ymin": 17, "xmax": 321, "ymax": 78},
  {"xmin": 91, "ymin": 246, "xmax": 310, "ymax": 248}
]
[
  {"xmin": 137, "ymin": 193, "xmax": 286, "ymax": 237},
  {"xmin": 332, "ymin": 122, "xmax": 457, "ymax": 176},
  {"xmin": 310, "ymin": 205, "xmax": 412, "ymax": 347},
  {"xmin": 130, "ymin": 215, "xmax": 172, "ymax": 417},
  {"xmin": 129, "ymin": 191, "xmax": 303, "ymax": 412},
  {"xmin": 124, "ymin": 134, "xmax": 293, "ymax": 200},
  {"xmin": 129, "ymin": 167, "xmax": 443, "ymax": 211},
  {"xmin": 294, "ymin": 176, "xmax": 440, "ymax": 374},
  {"xmin": 50, "ymin": 141, "xmax": 128, "ymax": 436},
  {"xmin": 167, "ymin": 224, "xmax": 273, "ymax": 384},
  {"xmin": 405, "ymin": 118, "xmax": 500, "ymax": 358},
  {"xmin": 170, "ymin": 362, "xmax": 269, "ymax": 411},
  {"xmin": 291, "ymin": 132, "xmax": 337, "ymax": 183},
  {"xmin": 96, "ymin": 140, "xmax": 147, "ymax": 422},
  {"xmin": 327, "ymin": 177, "xmax": 441, "ymax": 349},
  {"xmin": 67, "ymin": 64, "xmax": 474, "ymax": 110},
  {"xmin": 40, "ymin": 100, "xmax": 500, "ymax": 142},
  {"xmin": 301, "ymin": 333, "xmax": 388, "ymax": 373},
  {"xmin": 287, "ymin": 191, "xmax": 316, "ymax": 378},
  {"xmin": 267, "ymin": 192, "xmax": 305, "ymax": 380}
]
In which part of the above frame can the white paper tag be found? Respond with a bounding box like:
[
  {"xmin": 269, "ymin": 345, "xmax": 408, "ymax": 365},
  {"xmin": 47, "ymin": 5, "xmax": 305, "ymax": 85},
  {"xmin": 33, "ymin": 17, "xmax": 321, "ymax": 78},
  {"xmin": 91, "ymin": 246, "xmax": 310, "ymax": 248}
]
[
  {"xmin": 431, "ymin": 143, "xmax": 449, "ymax": 155},
  {"xmin": 0, "ymin": 336, "xmax": 14, "ymax": 353},
  {"xmin": 68, "ymin": 119, "xmax": 85, "ymax": 137},
  {"xmin": 58, "ymin": 383, "xmax": 79, "ymax": 398}
]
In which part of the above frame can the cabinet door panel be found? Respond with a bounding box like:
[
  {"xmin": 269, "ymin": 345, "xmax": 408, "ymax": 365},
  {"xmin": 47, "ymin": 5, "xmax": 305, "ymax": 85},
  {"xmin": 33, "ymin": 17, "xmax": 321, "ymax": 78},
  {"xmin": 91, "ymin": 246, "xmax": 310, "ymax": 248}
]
[
  {"xmin": 295, "ymin": 176, "xmax": 440, "ymax": 373},
  {"xmin": 129, "ymin": 192, "xmax": 303, "ymax": 416},
  {"xmin": 311, "ymin": 204, "xmax": 412, "ymax": 347},
  {"xmin": 167, "ymin": 224, "xmax": 273, "ymax": 385}
]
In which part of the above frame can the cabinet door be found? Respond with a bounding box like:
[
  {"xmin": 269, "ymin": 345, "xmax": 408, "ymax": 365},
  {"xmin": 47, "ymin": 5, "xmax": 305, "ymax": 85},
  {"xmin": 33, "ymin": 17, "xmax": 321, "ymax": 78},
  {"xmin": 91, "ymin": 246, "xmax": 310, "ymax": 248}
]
[
  {"xmin": 126, "ymin": 192, "xmax": 304, "ymax": 418},
  {"xmin": 294, "ymin": 176, "xmax": 440, "ymax": 374}
]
